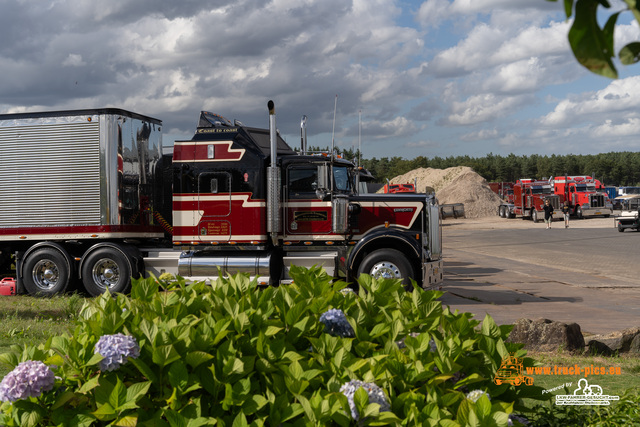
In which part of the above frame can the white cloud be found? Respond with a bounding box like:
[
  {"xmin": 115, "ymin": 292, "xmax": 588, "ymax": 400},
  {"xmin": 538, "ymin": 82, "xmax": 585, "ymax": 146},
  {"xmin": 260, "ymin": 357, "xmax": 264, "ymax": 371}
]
[
  {"xmin": 62, "ymin": 54, "xmax": 85, "ymax": 67},
  {"xmin": 541, "ymin": 76, "xmax": 640, "ymax": 127},
  {"xmin": 446, "ymin": 93, "xmax": 530, "ymax": 125}
]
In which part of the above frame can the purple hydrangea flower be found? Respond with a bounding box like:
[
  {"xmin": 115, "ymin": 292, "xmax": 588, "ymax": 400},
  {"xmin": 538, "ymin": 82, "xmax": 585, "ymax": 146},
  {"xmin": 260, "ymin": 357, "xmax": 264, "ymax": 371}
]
[
  {"xmin": 319, "ymin": 308, "xmax": 355, "ymax": 338},
  {"xmin": 0, "ymin": 360, "xmax": 55, "ymax": 402},
  {"xmin": 94, "ymin": 333, "xmax": 140, "ymax": 371},
  {"xmin": 339, "ymin": 380, "xmax": 390, "ymax": 421}
]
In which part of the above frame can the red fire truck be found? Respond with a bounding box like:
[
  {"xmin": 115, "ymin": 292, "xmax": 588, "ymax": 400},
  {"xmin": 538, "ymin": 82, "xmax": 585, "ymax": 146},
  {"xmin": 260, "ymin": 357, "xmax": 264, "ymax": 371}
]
[
  {"xmin": 0, "ymin": 103, "xmax": 443, "ymax": 296},
  {"xmin": 549, "ymin": 176, "xmax": 613, "ymax": 218},
  {"xmin": 498, "ymin": 179, "xmax": 560, "ymax": 222}
]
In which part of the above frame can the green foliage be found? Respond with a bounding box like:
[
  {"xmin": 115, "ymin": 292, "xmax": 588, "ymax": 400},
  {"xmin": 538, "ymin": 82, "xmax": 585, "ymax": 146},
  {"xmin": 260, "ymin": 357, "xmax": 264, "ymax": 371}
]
[
  {"xmin": 547, "ymin": 0, "xmax": 640, "ymax": 78},
  {"xmin": 0, "ymin": 267, "xmax": 548, "ymax": 426}
]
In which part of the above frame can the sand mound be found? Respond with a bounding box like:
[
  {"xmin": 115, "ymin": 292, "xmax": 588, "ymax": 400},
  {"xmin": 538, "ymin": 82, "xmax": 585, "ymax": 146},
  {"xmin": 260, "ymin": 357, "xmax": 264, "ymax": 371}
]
[{"xmin": 385, "ymin": 166, "xmax": 502, "ymax": 218}]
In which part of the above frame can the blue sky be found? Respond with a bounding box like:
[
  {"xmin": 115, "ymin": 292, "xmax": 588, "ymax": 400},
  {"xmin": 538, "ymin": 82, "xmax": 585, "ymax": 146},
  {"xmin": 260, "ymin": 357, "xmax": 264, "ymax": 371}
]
[{"xmin": 1, "ymin": 0, "xmax": 639, "ymax": 160}]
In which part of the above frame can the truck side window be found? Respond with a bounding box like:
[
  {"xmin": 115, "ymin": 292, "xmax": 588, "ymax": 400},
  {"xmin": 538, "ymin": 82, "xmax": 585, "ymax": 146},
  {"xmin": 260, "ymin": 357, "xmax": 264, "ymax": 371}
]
[{"xmin": 288, "ymin": 167, "xmax": 318, "ymax": 199}]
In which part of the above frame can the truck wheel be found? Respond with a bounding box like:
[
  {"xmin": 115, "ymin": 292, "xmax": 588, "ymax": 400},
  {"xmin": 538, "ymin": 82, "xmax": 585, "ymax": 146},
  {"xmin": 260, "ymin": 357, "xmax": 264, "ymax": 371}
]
[
  {"xmin": 576, "ymin": 206, "xmax": 583, "ymax": 219},
  {"xmin": 81, "ymin": 248, "xmax": 133, "ymax": 296},
  {"xmin": 532, "ymin": 210, "xmax": 538, "ymax": 223},
  {"xmin": 499, "ymin": 206, "xmax": 505, "ymax": 218},
  {"xmin": 23, "ymin": 248, "xmax": 70, "ymax": 296},
  {"xmin": 357, "ymin": 249, "xmax": 414, "ymax": 289}
]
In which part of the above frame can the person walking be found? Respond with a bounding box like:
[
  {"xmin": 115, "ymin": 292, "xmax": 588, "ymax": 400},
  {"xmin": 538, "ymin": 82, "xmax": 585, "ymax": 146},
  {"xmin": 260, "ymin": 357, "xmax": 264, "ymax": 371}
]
[
  {"xmin": 562, "ymin": 202, "xmax": 570, "ymax": 228},
  {"xmin": 543, "ymin": 199, "xmax": 554, "ymax": 229}
]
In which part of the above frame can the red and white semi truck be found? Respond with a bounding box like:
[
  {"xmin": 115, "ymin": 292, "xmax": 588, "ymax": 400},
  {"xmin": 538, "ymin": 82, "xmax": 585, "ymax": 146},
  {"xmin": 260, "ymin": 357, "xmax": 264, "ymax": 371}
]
[
  {"xmin": 498, "ymin": 179, "xmax": 560, "ymax": 222},
  {"xmin": 0, "ymin": 103, "xmax": 443, "ymax": 296},
  {"xmin": 549, "ymin": 176, "xmax": 612, "ymax": 218}
]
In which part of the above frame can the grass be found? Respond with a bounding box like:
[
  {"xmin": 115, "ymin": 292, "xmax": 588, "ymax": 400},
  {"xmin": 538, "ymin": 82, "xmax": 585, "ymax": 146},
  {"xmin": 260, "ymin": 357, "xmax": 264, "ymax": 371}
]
[
  {"xmin": 526, "ymin": 350, "xmax": 640, "ymax": 397},
  {"xmin": 0, "ymin": 293, "xmax": 84, "ymax": 377}
]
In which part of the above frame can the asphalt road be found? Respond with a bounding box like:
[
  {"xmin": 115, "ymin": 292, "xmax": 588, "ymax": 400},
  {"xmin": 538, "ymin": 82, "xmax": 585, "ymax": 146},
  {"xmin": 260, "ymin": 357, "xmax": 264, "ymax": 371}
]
[{"xmin": 438, "ymin": 216, "xmax": 640, "ymax": 335}]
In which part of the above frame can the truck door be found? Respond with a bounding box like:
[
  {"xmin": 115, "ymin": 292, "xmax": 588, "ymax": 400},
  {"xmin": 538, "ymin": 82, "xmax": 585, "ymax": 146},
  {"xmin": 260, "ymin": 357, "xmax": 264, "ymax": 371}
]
[
  {"xmin": 284, "ymin": 164, "xmax": 333, "ymax": 237},
  {"xmin": 197, "ymin": 171, "xmax": 232, "ymax": 241}
]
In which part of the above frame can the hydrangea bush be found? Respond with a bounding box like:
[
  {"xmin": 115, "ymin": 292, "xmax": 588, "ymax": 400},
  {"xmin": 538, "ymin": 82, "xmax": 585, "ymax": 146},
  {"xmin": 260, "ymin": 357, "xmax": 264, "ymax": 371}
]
[{"xmin": 0, "ymin": 266, "xmax": 547, "ymax": 426}]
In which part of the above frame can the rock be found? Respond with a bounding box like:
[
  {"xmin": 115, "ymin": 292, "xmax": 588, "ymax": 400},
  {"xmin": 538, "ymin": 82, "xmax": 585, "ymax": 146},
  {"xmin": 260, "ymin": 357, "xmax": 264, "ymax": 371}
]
[
  {"xmin": 585, "ymin": 340, "xmax": 614, "ymax": 356},
  {"xmin": 630, "ymin": 335, "xmax": 640, "ymax": 354},
  {"xmin": 507, "ymin": 318, "xmax": 585, "ymax": 352},
  {"xmin": 584, "ymin": 327, "xmax": 640, "ymax": 354}
]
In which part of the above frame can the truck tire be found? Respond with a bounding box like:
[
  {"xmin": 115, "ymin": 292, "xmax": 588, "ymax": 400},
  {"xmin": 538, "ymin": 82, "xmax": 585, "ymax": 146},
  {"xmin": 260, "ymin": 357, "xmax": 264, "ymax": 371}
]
[
  {"xmin": 499, "ymin": 206, "xmax": 504, "ymax": 218},
  {"xmin": 576, "ymin": 206, "xmax": 583, "ymax": 219},
  {"xmin": 532, "ymin": 210, "xmax": 538, "ymax": 223},
  {"xmin": 81, "ymin": 247, "xmax": 133, "ymax": 296},
  {"xmin": 23, "ymin": 248, "xmax": 70, "ymax": 296},
  {"xmin": 357, "ymin": 249, "xmax": 415, "ymax": 290}
]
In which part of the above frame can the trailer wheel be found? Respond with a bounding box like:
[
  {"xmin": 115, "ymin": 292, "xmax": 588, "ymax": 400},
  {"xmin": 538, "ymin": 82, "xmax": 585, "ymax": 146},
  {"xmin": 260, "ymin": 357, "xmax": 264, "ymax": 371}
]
[
  {"xmin": 357, "ymin": 249, "xmax": 414, "ymax": 290},
  {"xmin": 23, "ymin": 248, "xmax": 70, "ymax": 296},
  {"xmin": 81, "ymin": 248, "xmax": 132, "ymax": 296}
]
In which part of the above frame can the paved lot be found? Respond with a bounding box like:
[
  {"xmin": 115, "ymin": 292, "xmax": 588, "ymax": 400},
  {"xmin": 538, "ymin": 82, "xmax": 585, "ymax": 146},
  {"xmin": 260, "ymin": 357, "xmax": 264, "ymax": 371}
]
[{"xmin": 438, "ymin": 216, "xmax": 640, "ymax": 335}]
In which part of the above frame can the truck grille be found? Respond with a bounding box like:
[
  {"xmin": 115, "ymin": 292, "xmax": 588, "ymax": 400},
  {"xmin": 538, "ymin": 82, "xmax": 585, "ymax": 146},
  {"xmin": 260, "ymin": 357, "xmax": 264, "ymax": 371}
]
[{"xmin": 590, "ymin": 194, "xmax": 605, "ymax": 208}]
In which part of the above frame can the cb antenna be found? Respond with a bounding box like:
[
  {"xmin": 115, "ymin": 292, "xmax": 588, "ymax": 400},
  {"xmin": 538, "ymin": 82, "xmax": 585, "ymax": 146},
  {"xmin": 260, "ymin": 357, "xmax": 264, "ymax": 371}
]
[{"xmin": 331, "ymin": 94, "xmax": 337, "ymax": 161}]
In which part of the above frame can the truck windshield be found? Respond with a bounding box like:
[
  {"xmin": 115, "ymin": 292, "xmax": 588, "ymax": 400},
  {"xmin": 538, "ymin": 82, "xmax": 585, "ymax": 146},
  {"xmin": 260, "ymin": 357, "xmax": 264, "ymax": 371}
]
[
  {"xmin": 530, "ymin": 187, "xmax": 550, "ymax": 194},
  {"xmin": 333, "ymin": 166, "xmax": 353, "ymax": 193}
]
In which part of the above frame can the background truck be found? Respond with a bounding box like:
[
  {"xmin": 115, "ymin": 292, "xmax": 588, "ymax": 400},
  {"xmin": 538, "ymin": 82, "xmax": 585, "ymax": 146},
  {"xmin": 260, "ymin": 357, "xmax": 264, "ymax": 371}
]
[
  {"xmin": 498, "ymin": 179, "xmax": 560, "ymax": 222},
  {"xmin": 550, "ymin": 176, "xmax": 613, "ymax": 219},
  {"xmin": 0, "ymin": 104, "xmax": 443, "ymax": 296},
  {"xmin": 383, "ymin": 181, "xmax": 416, "ymax": 193},
  {"xmin": 489, "ymin": 182, "xmax": 514, "ymax": 203}
]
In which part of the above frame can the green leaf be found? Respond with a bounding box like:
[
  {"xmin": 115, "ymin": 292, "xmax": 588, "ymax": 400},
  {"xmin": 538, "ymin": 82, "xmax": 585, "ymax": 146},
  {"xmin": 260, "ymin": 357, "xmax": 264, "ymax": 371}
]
[
  {"xmin": 475, "ymin": 394, "xmax": 491, "ymax": 419},
  {"xmin": 126, "ymin": 381, "xmax": 151, "ymax": 403},
  {"xmin": 185, "ymin": 351, "xmax": 214, "ymax": 369},
  {"xmin": 109, "ymin": 378, "xmax": 128, "ymax": 411},
  {"xmin": 164, "ymin": 408, "xmax": 188, "ymax": 427},
  {"xmin": 264, "ymin": 325, "xmax": 283, "ymax": 337},
  {"xmin": 92, "ymin": 402, "xmax": 117, "ymax": 421},
  {"xmin": 354, "ymin": 387, "xmax": 369, "ymax": 419},
  {"xmin": 568, "ymin": 0, "xmax": 618, "ymax": 78},
  {"xmin": 288, "ymin": 360, "xmax": 303, "ymax": 381},
  {"xmin": 169, "ymin": 361, "xmax": 189, "ymax": 390},
  {"xmin": 152, "ymin": 344, "xmax": 181, "ymax": 367},
  {"xmin": 129, "ymin": 357, "xmax": 159, "ymax": 383},
  {"xmin": 78, "ymin": 375, "xmax": 101, "ymax": 394},
  {"xmin": 113, "ymin": 415, "xmax": 139, "ymax": 427},
  {"xmin": 619, "ymin": 41, "xmax": 640, "ymax": 65},
  {"xmin": 480, "ymin": 314, "xmax": 500, "ymax": 339},
  {"xmin": 232, "ymin": 412, "xmax": 249, "ymax": 427},
  {"xmin": 51, "ymin": 390, "xmax": 77, "ymax": 410}
]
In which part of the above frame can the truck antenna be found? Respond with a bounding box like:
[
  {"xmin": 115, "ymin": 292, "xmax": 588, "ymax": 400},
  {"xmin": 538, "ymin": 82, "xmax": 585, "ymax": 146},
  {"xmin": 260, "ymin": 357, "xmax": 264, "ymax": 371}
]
[{"xmin": 331, "ymin": 94, "xmax": 337, "ymax": 161}]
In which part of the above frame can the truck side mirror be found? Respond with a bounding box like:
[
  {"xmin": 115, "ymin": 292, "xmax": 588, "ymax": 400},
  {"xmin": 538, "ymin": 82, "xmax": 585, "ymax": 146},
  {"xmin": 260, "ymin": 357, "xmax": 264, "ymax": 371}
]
[{"xmin": 316, "ymin": 164, "xmax": 329, "ymax": 199}]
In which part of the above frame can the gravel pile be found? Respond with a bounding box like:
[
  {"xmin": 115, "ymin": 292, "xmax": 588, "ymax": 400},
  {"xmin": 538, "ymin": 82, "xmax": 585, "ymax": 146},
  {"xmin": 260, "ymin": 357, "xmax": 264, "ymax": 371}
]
[{"xmin": 385, "ymin": 166, "xmax": 502, "ymax": 218}]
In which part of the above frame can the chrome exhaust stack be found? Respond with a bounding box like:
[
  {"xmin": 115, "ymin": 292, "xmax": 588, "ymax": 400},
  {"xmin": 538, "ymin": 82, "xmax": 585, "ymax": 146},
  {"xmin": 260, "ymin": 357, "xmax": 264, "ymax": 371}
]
[
  {"xmin": 300, "ymin": 115, "xmax": 307, "ymax": 155},
  {"xmin": 267, "ymin": 100, "xmax": 281, "ymax": 246}
]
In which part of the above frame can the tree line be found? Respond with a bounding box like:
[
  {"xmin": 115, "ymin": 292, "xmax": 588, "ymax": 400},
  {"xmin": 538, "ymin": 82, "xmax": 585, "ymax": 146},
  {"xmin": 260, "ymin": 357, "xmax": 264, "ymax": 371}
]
[{"xmin": 320, "ymin": 148, "xmax": 640, "ymax": 186}]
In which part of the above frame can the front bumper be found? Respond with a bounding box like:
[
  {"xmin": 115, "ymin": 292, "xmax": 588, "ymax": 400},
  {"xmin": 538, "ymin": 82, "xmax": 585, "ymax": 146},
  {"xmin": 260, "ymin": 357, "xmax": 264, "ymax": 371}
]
[
  {"xmin": 581, "ymin": 207, "xmax": 613, "ymax": 217},
  {"xmin": 422, "ymin": 259, "xmax": 443, "ymax": 290}
]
